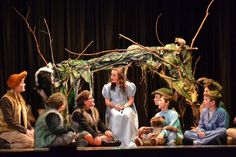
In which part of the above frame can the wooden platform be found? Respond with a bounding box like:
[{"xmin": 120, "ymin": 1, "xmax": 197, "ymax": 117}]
[{"xmin": 1, "ymin": 145, "xmax": 236, "ymax": 157}]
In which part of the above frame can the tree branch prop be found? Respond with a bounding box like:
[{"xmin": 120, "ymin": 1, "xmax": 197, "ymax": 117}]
[
  {"xmin": 155, "ymin": 13, "xmax": 164, "ymax": 46},
  {"xmin": 14, "ymin": 8, "xmax": 48, "ymax": 65},
  {"xmin": 64, "ymin": 41, "xmax": 94, "ymax": 58},
  {"xmin": 190, "ymin": 0, "xmax": 215, "ymax": 48},
  {"xmin": 76, "ymin": 41, "xmax": 94, "ymax": 60},
  {"xmin": 119, "ymin": 34, "xmax": 197, "ymax": 85},
  {"xmin": 119, "ymin": 34, "xmax": 178, "ymax": 68},
  {"xmin": 43, "ymin": 18, "xmax": 55, "ymax": 65},
  {"xmin": 65, "ymin": 48, "xmax": 127, "ymax": 56},
  {"xmin": 66, "ymin": 45, "xmax": 197, "ymax": 58}
]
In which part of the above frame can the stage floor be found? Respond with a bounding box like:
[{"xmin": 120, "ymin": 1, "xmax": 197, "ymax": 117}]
[{"xmin": 1, "ymin": 145, "xmax": 236, "ymax": 157}]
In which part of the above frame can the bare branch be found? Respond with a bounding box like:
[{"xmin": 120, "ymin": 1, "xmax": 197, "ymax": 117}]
[
  {"xmin": 65, "ymin": 48, "xmax": 127, "ymax": 56},
  {"xmin": 14, "ymin": 8, "xmax": 48, "ymax": 65},
  {"xmin": 76, "ymin": 41, "xmax": 94, "ymax": 60},
  {"xmin": 119, "ymin": 34, "xmax": 178, "ymax": 68},
  {"xmin": 26, "ymin": 7, "xmax": 30, "ymax": 20},
  {"xmin": 43, "ymin": 18, "xmax": 55, "ymax": 65},
  {"xmin": 155, "ymin": 13, "xmax": 164, "ymax": 46},
  {"xmin": 190, "ymin": 0, "xmax": 215, "ymax": 48},
  {"xmin": 119, "ymin": 34, "xmax": 199, "ymax": 84},
  {"xmin": 65, "ymin": 42, "xmax": 95, "ymax": 57}
]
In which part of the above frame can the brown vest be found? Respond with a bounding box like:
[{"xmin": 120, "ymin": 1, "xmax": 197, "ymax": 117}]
[{"xmin": 0, "ymin": 90, "xmax": 28, "ymax": 133}]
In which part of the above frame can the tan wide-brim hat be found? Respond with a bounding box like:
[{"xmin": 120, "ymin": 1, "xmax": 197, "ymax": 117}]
[
  {"xmin": 197, "ymin": 77, "xmax": 223, "ymax": 92},
  {"xmin": 7, "ymin": 71, "xmax": 27, "ymax": 89}
]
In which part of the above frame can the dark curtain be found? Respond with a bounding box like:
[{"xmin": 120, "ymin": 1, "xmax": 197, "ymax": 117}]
[{"xmin": 0, "ymin": 0, "xmax": 235, "ymax": 126}]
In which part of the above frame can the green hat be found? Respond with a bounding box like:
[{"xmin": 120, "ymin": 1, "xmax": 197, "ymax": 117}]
[
  {"xmin": 151, "ymin": 88, "xmax": 173, "ymax": 97},
  {"xmin": 204, "ymin": 90, "xmax": 222, "ymax": 99}
]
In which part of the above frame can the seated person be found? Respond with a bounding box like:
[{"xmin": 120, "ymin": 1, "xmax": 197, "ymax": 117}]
[
  {"xmin": 102, "ymin": 66, "xmax": 138, "ymax": 147},
  {"xmin": 29, "ymin": 66, "xmax": 55, "ymax": 126},
  {"xmin": 154, "ymin": 95, "xmax": 183, "ymax": 145},
  {"xmin": 135, "ymin": 115, "xmax": 179, "ymax": 146},
  {"xmin": 197, "ymin": 77, "xmax": 226, "ymax": 112},
  {"xmin": 183, "ymin": 90, "xmax": 229, "ymax": 145},
  {"xmin": 226, "ymin": 116, "xmax": 236, "ymax": 144},
  {"xmin": 0, "ymin": 71, "xmax": 34, "ymax": 149},
  {"xmin": 71, "ymin": 90, "xmax": 121, "ymax": 146},
  {"xmin": 34, "ymin": 92, "xmax": 87, "ymax": 148},
  {"xmin": 138, "ymin": 92, "xmax": 183, "ymax": 146}
]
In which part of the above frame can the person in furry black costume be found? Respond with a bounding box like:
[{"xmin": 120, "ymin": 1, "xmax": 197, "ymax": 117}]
[{"xmin": 28, "ymin": 67, "xmax": 55, "ymax": 126}]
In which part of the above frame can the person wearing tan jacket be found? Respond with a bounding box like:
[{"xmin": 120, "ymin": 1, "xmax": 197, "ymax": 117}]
[{"xmin": 0, "ymin": 71, "xmax": 34, "ymax": 149}]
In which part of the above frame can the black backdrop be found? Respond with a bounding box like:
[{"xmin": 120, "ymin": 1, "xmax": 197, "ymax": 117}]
[{"xmin": 0, "ymin": 0, "xmax": 235, "ymax": 127}]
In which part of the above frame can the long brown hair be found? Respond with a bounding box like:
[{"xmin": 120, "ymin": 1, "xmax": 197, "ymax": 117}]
[{"xmin": 110, "ymin": 66, "xmax": 127, "ymax": 94}]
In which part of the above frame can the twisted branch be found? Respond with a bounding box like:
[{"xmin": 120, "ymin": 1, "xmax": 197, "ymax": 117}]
[
  {"xmin": 65, "ymin": 48, "xmax": 127, "ymax": 56},
  {"xmin": 76, "ymin": 41, "xmax": 94, "ymax": 60},
  {"xmin": 14, "ymin": 8, "xmax": 48, "ymax": 65},
  {"xmin": 119, "ymin": 33, "xmax": 178, "ymax": 68}
]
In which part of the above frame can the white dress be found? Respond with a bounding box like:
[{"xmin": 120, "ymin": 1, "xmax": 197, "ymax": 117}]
[{"xmin": 102, "ymin": 81, "xmax": 139, "ymax": 147}]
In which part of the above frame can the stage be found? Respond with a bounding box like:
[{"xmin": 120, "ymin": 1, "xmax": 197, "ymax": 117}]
[{"xmin": 1, "ymin": 145, "xmax": 236, "ymax": 157}]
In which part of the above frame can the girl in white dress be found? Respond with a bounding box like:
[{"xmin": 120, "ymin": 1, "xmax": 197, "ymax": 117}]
[{"xmin": 102, "ymin": 66, "xmax": 138, "ymax": 147}]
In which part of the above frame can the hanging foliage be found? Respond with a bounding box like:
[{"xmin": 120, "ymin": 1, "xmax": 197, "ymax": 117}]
[{"xmin": 52, "ymin": 41, "xmax": 198, "ymax": 104}]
